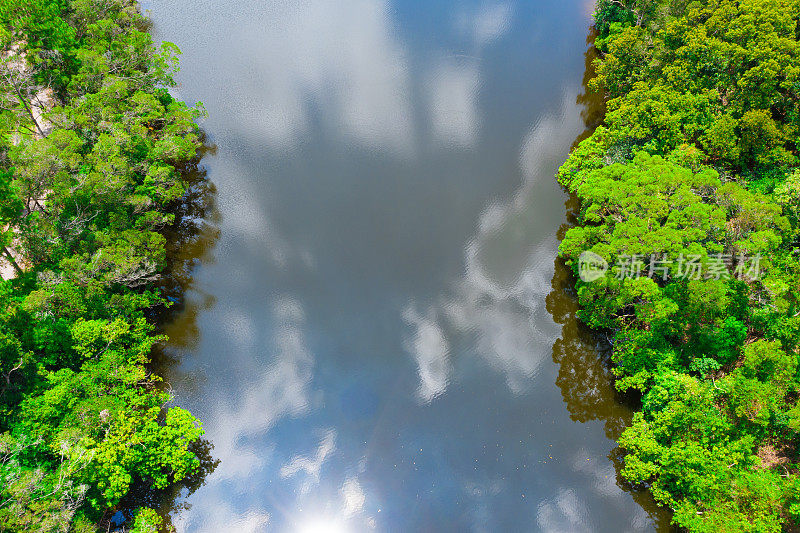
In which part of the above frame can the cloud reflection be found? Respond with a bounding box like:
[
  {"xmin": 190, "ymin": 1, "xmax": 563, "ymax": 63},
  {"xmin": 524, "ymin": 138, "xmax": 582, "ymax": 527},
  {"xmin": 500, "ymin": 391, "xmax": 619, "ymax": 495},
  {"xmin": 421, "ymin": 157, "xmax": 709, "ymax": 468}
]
[
  {"xmin": 536, "ymin": 488, "xmax": 591, "ymax": 533},
  {"xmin": 340, "ymin": 477, "xmax": 366, "ymax": 516},
  {"xmin": 280, "ymin": 429, "xmax": 337, "ymax": 493},
  {"xmin": 177, "ymin": 506, "xmax": 271, "ymax": 533},
  {"xmin": 455, "ymin": 3, "xmax": 514, "ymax": 47},
  {"xmin": 427, "ymin": 56, "xmax": 481, "ymax": 148},
  {"xmin": 402, "ymin": 306, "xmax": 451, "ymax": 403},
  {"xmin": 222, "ymin": 0, "xmax": 415, "ymax": 156},
  {"xmin": 175, "ymin": 0, "xmax": 518, "ymax": 158},
  {"xmin": 147, "ymin": 0, "xmax": 661, "ymax": 529},
  {"xmin": 405, "ymin": 90, "xmax": 583, "ymax": 396},
  {"xmin": 172, "ymin": 296, "xmax": 318, "ymax": 531},
  {"xmin": 215, "ymin": 297, "xmax": 315, "ymax": 478},
  {"xmin": 571, "ymin": 449, "xmax": 625, "ymax": 499},
  {"xmin": 426, "ymin": 2, "xmax": 513, "ymax": 149}
]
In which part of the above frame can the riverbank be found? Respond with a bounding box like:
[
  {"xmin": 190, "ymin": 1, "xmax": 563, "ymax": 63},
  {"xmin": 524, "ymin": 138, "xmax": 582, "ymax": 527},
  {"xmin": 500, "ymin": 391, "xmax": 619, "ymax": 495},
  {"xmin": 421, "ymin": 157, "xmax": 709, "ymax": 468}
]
[
  {"xmin": 0, "ymin": 1, "xmax": 207, "ymax": 531},
  {"xmin": 559, "ymin": 1, "xmax": 800, "ymax": 531}
]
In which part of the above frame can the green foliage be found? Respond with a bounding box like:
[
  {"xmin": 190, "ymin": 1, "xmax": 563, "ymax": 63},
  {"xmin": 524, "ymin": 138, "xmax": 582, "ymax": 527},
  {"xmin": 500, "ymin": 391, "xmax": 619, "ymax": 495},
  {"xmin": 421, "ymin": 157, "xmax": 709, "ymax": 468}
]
[
  {"xmin": 722, "ymin": 340, "xmax": 798, "ymax": 428},
  {"xmin": 0, "ymin": 433, "xmax": 95, "ymax": 533},
  {"xmin": 0, "ymin": 0, "xmax": 77, "ymax": 87},
  {"xmin": 588, "ymin": 0, "xmax": 800, "ymax": 186},
  {"xmin": 87, "ymin": 407, "xmax": 202, "ymax": 507},
  {"xmin": 130, "ymin": 507, "xmax": 163, "ymax": 533},
  {"xmin": 0, "ymin": 0, "xmax": 206, "ymax": 530},
  {"xmin": 560, "ymin": 0, "xmax": 800, "ymax": 530},
  {"xmin": 560, "ymin": 153, "xmax": 786, "ymax": 390},
  {"xmin": 620, "ymin": 372, "xmax": 793, "ymax": 533}
]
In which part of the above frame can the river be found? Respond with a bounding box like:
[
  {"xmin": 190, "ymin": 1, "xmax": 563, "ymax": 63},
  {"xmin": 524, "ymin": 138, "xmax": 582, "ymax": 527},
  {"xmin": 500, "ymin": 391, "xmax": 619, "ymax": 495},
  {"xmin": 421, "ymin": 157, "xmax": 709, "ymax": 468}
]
[{"xmin": 143, "ymin": 0, "xmax": 672, "ymax": 531}]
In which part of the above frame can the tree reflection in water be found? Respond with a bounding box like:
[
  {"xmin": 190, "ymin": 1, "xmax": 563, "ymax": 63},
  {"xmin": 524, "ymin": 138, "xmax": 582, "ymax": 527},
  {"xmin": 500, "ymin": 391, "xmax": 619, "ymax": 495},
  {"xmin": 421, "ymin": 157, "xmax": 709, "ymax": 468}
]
[
  {"xmin": 547, "ymin": 31, "xmax": 675, "ymax": 533},
  {"xmin": 112, "ymin": 136, "xmax": 222, "ymax": 530}
]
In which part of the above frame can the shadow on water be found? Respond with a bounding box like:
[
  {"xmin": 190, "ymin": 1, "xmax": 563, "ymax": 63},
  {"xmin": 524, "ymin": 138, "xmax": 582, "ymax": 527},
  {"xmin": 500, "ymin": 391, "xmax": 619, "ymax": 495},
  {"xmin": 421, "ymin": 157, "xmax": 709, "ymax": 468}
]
[
  {"xmin": 154, "ymin": 137, "xmax": 221, "ymax": 349},
  {"xmin": 547, "ymin": 30, "xmax": 675, "ymax": 532},
  {"xmin": 110, "ymin": 135, "xmax": 222, "ymax": 530}
]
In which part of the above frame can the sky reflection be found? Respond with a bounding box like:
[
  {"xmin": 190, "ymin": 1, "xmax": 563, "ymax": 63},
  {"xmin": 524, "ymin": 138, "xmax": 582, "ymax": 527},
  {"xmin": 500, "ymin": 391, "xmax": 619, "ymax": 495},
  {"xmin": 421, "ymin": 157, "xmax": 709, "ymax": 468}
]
[{"xmin": 145, "ymin": 0, "xmax": 668, "ymax": 531}]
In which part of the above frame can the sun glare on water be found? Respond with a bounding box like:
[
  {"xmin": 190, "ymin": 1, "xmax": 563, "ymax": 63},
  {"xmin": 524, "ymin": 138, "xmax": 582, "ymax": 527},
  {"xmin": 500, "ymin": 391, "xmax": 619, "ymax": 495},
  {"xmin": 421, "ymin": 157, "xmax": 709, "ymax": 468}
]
[{"xmin": 296, "ymin": 519, "xmax": 349, "ymax": 533}]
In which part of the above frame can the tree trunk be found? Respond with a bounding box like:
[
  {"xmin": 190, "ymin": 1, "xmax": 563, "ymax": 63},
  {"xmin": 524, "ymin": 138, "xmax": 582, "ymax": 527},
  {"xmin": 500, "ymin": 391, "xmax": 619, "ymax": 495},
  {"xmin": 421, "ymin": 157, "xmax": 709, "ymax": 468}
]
[
  {"xmin": 1, "ymin": 246, "xmax": 23, "ymax": 277},
  {"xmin": 1, "ymin": 66, "xmax": 45, "ymax": 138}
]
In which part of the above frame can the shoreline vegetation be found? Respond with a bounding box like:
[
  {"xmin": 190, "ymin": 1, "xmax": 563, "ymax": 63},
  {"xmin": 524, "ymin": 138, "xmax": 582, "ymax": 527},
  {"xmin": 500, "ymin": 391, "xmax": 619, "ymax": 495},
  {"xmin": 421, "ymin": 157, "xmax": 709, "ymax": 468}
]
[
  {"xmin": 560, "ymin": 1, "xmax": 800, "ymax": 531},
  {"xmin": 0, "ymin": 0, "xmax": 209, "ymax": 531}
]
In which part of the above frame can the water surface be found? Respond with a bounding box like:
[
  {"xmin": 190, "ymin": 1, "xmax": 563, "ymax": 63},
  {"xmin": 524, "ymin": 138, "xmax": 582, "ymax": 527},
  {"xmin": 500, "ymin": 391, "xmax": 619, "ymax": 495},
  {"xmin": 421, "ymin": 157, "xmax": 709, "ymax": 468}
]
[{"xmin": 145, "ymin": 1, "xmax": 670, "ymax": 531}]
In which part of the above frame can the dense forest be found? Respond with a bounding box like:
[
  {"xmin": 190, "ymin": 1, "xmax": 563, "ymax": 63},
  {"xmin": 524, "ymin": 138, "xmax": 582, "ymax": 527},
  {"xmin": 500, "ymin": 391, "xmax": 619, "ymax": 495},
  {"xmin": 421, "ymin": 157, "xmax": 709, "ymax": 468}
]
[
  {"xmin": 559, "ymin": 0, "xmax": 800, "ymax": 530},
  {"xmin": 0, "ymin": 0, "xmax": 207, "ymax": 531}
]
